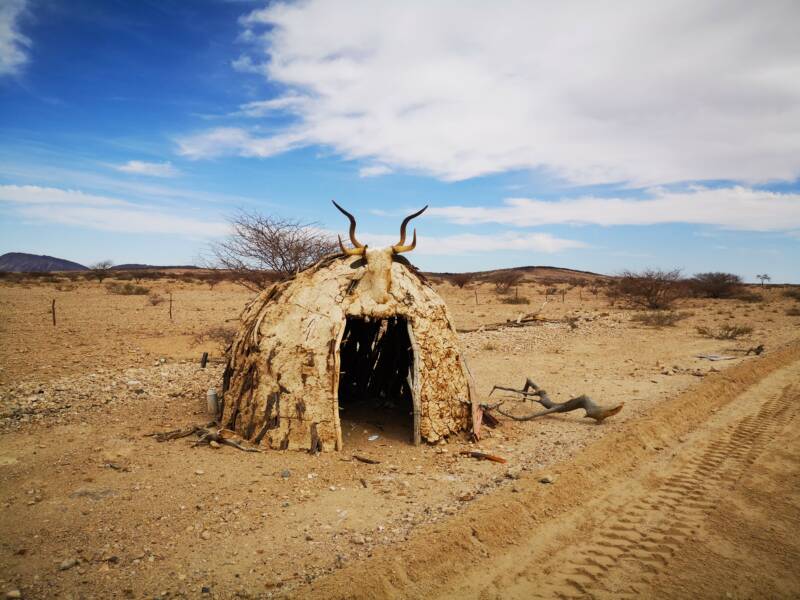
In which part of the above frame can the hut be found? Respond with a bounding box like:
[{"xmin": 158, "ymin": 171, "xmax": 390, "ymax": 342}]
[{"xmin": 218, "ymin": 202, "xmax": 478, "ymax": 451}]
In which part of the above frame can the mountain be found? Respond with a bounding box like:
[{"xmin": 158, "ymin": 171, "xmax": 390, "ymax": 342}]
[
  {"xmin": 111, "ymin": 264, "xmax": 199, "ymax": 271},
  {"xmin": 0, "ymin": 252, "xmax": 88, "ymax": 273},
  {"xmin": 426, "ymin": 265, "xmax": 610, "ymax": 282}
]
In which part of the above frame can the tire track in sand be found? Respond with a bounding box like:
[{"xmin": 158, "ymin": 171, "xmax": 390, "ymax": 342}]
[{"xmin": 533, "ymin": 383, "xmax": 799, "ymax": 599}]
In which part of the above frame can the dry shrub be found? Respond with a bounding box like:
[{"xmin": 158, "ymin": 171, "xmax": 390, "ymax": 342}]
[
  {"xmin": 448, "ymin": 273, "xmax": 473, "ymax": 288},
  {"xmin": 500, "ymin": 296, "xmax": 530, "ymax": 304},
  {"xmin": 690, "ymin": 272, "xmax": 742, "ymax": 298},
  {"xmin": 55, "ymin": 283, "xmax": 77, "ymax": 292},
  {"xmin": 106, "ymin": 282, "xmax": 150, "ymax": 295},
  {"xmin": 696, "ymin": 324, "xmax": 753, "ymax": 340},
  {"xmin": 492, "ymin": 271, "xmax": 523, "ymax": 293},
  {"xmin": 147, "ymin": 292, "xmax": 165, "ymax": 306},
  {"xmin": 612, "ymin": 268, "xmax": 684, "ymax": 309},
  {"xmin": 782, "ymin": 288, "xmax": 800, "ymax": 301},
  {"xmin": 563, "ymin": 315, "xmax": 580, "ymax": 330},
  {"xmin": 194, "ymin": 325, "xmax": 237, "ymax": 350},
  {"xmin": 631, "ymin": 310, "xmax": 691, "ymax": 327},
  {"xmin": 734, "ymin": 290, "xmax": 764, "ymax": 303}
]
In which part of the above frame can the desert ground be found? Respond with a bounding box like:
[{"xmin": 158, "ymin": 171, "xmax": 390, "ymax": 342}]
[{"xmin": 1, "ymin": 272, "xmax": 799, "ymax": 599}]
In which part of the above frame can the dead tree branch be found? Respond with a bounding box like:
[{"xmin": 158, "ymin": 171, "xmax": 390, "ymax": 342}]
[
  {"xmin": 485, "ymin": 378, "xmax": 623, "ymax": 423},
  {"xmin": 148, "ymin": 424, "xmax": 262, "ymax": 452}
]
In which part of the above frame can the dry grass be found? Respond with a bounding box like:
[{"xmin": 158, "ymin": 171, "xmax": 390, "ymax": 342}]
[
  {"xmin": 631, "ymin": 310, "xmax": 692, "ymax": 327},
  {"xmin": 106, "ymin": 282, "xmax": 150, "ymax": 295},
  {"xmin": 696, "ymin": 324, "xmax": 754, "ymax": 340},
  {"xmin": 500, "ymin": 296, "xmax": 531, "ymax": 305}
]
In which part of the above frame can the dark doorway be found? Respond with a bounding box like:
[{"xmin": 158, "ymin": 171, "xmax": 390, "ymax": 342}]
[{"xmin": 337, "ymin": 316, "xmax": 415, "ymax": 444}]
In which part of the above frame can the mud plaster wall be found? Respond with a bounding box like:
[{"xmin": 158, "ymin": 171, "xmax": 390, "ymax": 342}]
[{"xmin": 221, "ymin": 255, "xmax": 472, "ymax": 451}]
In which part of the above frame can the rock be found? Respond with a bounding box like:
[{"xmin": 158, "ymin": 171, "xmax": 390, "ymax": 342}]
[
  {"xmin": 209, "ymin": 441, "xmax": 221, "ymax": 449},
  {"xmin": 351, "ymin": 534, "xmax": 366, "ymax": 545},
  {"xmin": 200, "ymin": 530, "xmax": 211, "ymax": 540},
  {"xmin": 195, "ymin": 469, "xmax": 205, "ymax": 475},
  {"xmin": 280, "ymin": 469, "xmax": 291, "ymax": 479},
  {"xmin": 59, "ymin": 558, "xmax": 78, "ymax": 571},
  {"xmin": 539, "ymin": 475, "xmax": 556, "ymax": 484},
  {"xmin": 6, "ymin": 590, "xmax": 22, "ymax": 599}
]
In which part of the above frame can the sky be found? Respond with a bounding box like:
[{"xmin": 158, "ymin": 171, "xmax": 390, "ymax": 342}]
[{"xmin": 1, "ymin": 0, "xmax": 799, "ymax": 281}]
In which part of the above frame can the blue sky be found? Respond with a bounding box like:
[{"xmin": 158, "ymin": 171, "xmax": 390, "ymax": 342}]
[{"xmin": 1, "ymin": 0, "xmax": 798, "ymax": 281}]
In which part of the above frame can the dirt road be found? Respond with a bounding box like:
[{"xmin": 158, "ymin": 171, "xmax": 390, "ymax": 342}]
[{"xmin": 299, "ymin": 344, "xmax": 800, "ymax": 599}]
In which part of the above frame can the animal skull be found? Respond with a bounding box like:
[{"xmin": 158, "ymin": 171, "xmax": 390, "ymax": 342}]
[{"xmin": 333, "ymin": 201, "xmax": 427, "ymax": 304}]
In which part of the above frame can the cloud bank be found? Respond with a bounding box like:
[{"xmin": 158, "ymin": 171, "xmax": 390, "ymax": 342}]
[
  {"xmin": 181, "ymin": 0, "xmax": 800, "ymax": 186},
  {"xmin": 430, "ymin": 187, "xmax": 800, "ymax": 232},
  {"xmin": 0, "ymin": 185, "xmax": 227, "ymax": 236}
]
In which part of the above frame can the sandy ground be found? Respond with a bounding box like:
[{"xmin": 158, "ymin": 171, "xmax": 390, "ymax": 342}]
[{"xmin": 1, "ymin": 276, "xmax": 799, "ymax": 599}]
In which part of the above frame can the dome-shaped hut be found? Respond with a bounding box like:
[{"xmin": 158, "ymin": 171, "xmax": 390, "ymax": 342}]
[{"xmin": 218, "ymin": 203, "xmax": 478, "ymax": 452}]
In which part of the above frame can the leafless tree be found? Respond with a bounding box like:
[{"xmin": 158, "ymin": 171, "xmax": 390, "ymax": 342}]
[
  {"xmin": 756, "ymin": 273, "xmax": 771, "ymax": 287},
  {"xmin": 210, "ymin": 211, "xmax": 338, "ymax": 291},
  {"xmin": 613, "ymin": 268, "xmax": 685, "ymax": 309},
  {"xmin": 492, "ymin": 270, "xmax": 523, "ymax": 293},
  {"xmin": 89, "ymin": 260, "xmax": 114, "ymax": 282}
]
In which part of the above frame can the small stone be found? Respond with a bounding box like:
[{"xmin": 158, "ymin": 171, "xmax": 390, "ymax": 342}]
[
  {"xmin": 351, "ymin": 534, "xmax": 366, "ymax": 545},
  {"xmin": 305, "ymin": 534, "xmax": 314, "ymax": 541},
  {"xmin": 539, "ymin": 475, "xmax": 556, "ymax": 484},
  {"xmin": 195, "ymin": 469, "xmax": 205, "ymax": 475},
  {"xmin": 280, "ymin": 469, "xmax": 291, "ymax": 479},
  {"xmin": 201, "ymin": 587, "xmax": 211, "ymax": 594},
  {"xmin": 59, "ymin": 558, "xmax": 78, "ymax": 571},
  {"xmin": 200, "ymin": 530, "xmax": 211, "ymax": 540},
  {"xmin": 6, "ymin": 590, "xmax": 22, "ymax": 599},
  {"xmin": 209, "ymin": 441, "xmax": 221, "ymax": 449}
]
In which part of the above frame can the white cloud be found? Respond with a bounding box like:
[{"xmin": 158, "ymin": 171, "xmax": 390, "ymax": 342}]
[
  {"xmin": 195, "ymin": 1, "xmax": 800, "ymax": 185},
  {"xmin": 0, "ymin": 184, "xmax": 228, "ymax": 237},
  {"xmin": 335, "ymin": 230, "xmax": 585, "ymax": 255},
  {"xmin": 358, "ymin": 164, "xmax": 392, "ymax": 178},
  {"xmin": 114, "ymin": 160, "xmax": 180, "ymax": 178},
  {"xmin": 0, "ymin": 0, "xmax": 30, "ymax": 76},
  {"xmin": 429, "ymin": 186, "xmax": 800, "ymax": 232},
  {"xmin": 176, "ymin": 127, "xmax": 304, "ymax": 159},
  {"xmin": 230, "ymin": 94, "xmax": 308, "ymax": 118}
]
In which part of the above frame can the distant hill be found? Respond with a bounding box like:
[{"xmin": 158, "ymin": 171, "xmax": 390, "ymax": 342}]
[
  {"xmin": 426, "ymin": 265, "xmax": 610, "ymax": 282},
  {"xmin": 111, "ymin": 264, "xmax": 200, "ymax": 271},
  {"xmin": 0, "ymin": 252, "xmax": 88, "ymax": 273}
]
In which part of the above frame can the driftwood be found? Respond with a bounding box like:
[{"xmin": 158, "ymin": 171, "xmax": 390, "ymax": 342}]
[
  {"xmin": 485, "ymin": 378, "xmax": 623, "ymax": 423},
  {"xmin": 353, "ymin": 454, "xmax": 381, "ymax": 464},
  {"xmin": 147, "ymin": 424, "xmax": 262, "ymax": 452},
  {"xmin": 460, "ymin": 450, "xmax": 507, "ymax": 464},
  {"xmin": 745, "ymin": 344, "xmax": 765, "ymax": 356}
]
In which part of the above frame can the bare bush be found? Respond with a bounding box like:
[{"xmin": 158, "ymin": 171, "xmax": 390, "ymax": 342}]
[
  {"xmin": 500, "ymin": 296, "xmax": 530, "ymax": 305},
  {"xmin": 690, "ymin": 272, "xmax": 743, "ymax": 298},
  {"xmin": 782, "ymin": 288, "xmax": 800, "ymax": 301},
  {"xmin": 210, "ymin": 211, "xmax": 338, "ymax": 291},
  {"xmin": 631, "ymin": 310, "xmax": 691, "ymax": 327},
  {"xmin": 448, "ymin": 273, "xmax": 473, "ymax": 288},
  {"xmin": 106, "ymin": 282, "xmax": 149, "ymax": 295},
  {"xmin": 696, "ymin": 324, "xmax": 753, "ymax": 340},
  {"xmin": 491, "ymin": 271, "xmax": 523, "ymax": 293},
  {"xmin": 194, "ymin": 325, "xmax": 237, "ymax": 351},
  {"xmin": 147, "ymin": 292, "xmax": 165, "ymax": 305},
  {"xmin": 613, "ymin": 268, "xmax": 684, "ymax": 309}
]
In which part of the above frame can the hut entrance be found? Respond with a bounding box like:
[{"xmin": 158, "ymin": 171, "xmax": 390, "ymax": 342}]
[{"xmin": 337, "ymin": 316, "xmax": 418, "ymax": 445}]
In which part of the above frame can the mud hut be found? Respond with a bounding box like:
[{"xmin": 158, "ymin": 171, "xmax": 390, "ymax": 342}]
[{"xmin": 218, "ymin": 202, "xmax": 477, "ymax": 451}]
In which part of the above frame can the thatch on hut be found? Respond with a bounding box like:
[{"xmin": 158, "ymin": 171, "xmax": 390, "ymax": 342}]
[{"xmin": 219, "ymin": 203, "xmax": 477, "ymax": 451}]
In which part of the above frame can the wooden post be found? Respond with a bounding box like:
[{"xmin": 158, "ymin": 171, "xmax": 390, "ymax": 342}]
[
  {"xmin": 169, "ymin": 293, "xmax": 173, "ymax": 321},
  {"xmin": 406, "ymin": 321, "xmax": 421, "ymax": 446},
  {"xmin": 474, "ymin": 289, "xmax": 478, "ymax": 305},
  {"xmin": 51, "ymin": 298, "xmax": 56, "ymax": 327},
  {"xmin": 200, "ymin": 352, "xmax": 209, "ymax": 368}
]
